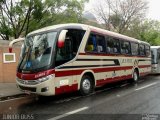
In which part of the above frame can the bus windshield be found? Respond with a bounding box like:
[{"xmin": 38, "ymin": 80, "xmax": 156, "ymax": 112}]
[{"xmin": 19, "ymin": 32, "xmax": 57, "ymax": 72}]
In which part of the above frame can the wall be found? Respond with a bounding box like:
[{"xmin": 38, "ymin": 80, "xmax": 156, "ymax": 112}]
[{"xmin": 0, "ymin": 41, "xmax": 21, "ymax": 83}]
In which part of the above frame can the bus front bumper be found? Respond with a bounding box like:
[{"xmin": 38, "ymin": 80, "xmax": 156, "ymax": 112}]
[{"xmin": 16, "ymin": 74, "xmax": 55, "ymax": 96}]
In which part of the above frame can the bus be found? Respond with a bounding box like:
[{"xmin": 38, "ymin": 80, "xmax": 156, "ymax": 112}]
[
  {"xmin": 9, "ymin": 24, "xmax": 151, "ymax": 96},
  {"xmin": 151, "ymin": 46, "xmax": 160, "ymax": 74}
]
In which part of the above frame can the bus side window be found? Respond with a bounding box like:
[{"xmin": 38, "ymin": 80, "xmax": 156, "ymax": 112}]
[
  {"xmin": 106, "ymin": 37, "xmax": 111, "ymax": 53},
  {"xmin": 55, "ymin": 29, "xmax": 85, "ymax": 67},
  {"xmin": 121, "ymin": 41, "xmax": 131, "ymax": 55},
  {"xmin": 121, "ymin": 41, "xmax": 126, "ymax": 54},
  {"xmin": 97, "ymin": 35, "xmax": 106, "ymax": 53},
  {"xmin": 106, "ymin": 37, "xmax": 120, "ymax": 54},
  {"xmin": 139, "ymin": 44, "xmax": 145, "ymax": 56},
  {"xmin": 145, "ymin": 45, "xmax": 150, "ymax": 56},
  {"xmin": 106, "ymin": 39, "xmax": 111, "ymax": 53},
  {"xmin": 86, "ymin": 34, "xmax": 97, "ymax": 52},
  {"xmin": 121, "ymin": 41, "xmax": 125, "ymax": 54},
  {"xmin": 131, "ymin": 42, "xmax": 139, "ymax": 56},
  {"xmin": 151, "ymin": 50, "xmax": 155, "ymax": 64},
  {"xmin": 113, "ymin": 38, "xmax": 120, "ymax": 53}
]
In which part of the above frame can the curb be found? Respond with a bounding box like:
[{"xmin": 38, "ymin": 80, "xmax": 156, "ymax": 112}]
[{"xmin": 0, "ymin": 93, "xmax": 27, "ymax": 101}]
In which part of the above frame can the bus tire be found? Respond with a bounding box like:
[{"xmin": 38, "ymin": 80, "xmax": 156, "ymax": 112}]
[
  {"xmin": 80, "ymin": 75, "xmax": 94, "ymax": 96},
  {"xmin": 132, "ymin": 69, "xmax": 139, "ymax": 83}
]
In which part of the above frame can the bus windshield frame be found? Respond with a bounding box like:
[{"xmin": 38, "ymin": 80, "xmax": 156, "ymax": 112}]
[
  {"xmin": 18, "ymin": 29, "xmax": 86, "ymax": 73},
  {"xmin": 18, "ymin": 31, "xmax": 58, "ymax": 73}
]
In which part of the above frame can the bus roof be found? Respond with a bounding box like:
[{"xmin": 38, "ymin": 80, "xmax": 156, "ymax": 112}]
[
  {"xmin": 88, "ymin": 25, "xmax": 149, "ymax": 45},
  {"xmin": 28, "ymin": 24, "xmax": 89, "ymax": 36},
  {"xmin": 28, "ymin": 23, "xmax": 150, "ymax": 45},
  {"xmin": 151, "ymin": 46, "xmax": 160, "ymax": 49}
]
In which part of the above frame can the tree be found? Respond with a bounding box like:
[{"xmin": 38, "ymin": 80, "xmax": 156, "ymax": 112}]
[
  {"xmin": 94, "ymin": 0, "xmax": 148, "ymax": 33},
  {"xmin": 139, "ymin": 20, "xmax": 160, "ymax": 45},
  {"xmin": 0, "ymin": 0, "xmax": 87, "ymax": 40},
  {"xmin": 124, "ymin": 19, "xmax": 160, "ymax": 45},
  {"xmin": 0, "ymin": 0, "xmax": 43, "ymax": 40}
]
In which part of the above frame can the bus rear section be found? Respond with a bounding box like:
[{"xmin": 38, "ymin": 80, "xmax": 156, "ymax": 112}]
[
  {"xmin": 10, "ymin": 24, "xmax": 151, "ymax": 96},
  {"xmin": 151, "ymin": 46, "xmax": 160, "ymax": 74}
]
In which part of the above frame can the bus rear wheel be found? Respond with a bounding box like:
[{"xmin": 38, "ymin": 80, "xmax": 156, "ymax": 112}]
[
  {"xmin": 132, "ymin": 69, "xmax": 139, "ymax": 83},
  {"xmin": 80, "ymin": 75, "xmax": 94, "ymax": 96}
]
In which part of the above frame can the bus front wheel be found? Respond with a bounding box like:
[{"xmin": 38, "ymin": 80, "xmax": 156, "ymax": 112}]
[{"xmin": 80, "ymin": 75, "xmax": 94, "ymax": 96}]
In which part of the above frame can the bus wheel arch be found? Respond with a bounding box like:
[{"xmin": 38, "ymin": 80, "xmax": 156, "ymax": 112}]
[{"xmin": 79, "ymin": 71, "xmax": 95, "ymax": 95}]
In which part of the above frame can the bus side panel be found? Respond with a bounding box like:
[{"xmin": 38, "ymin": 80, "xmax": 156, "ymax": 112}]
[
  {"xmin": 138, "ymin": 59, "xmax": 151, "ymax": 76},
  {"xmin": 54, "ymin": 62, "xmax": 80, "ymax": 95}
]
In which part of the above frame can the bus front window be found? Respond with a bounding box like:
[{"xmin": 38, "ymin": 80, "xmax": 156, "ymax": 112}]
[
  {"xmin": 55, "ymin": 29, "xmax": 85, "ymax": 67},
  {"xmin": 18, "ymin": 32, "xmax": 57, "ymax": 72}
]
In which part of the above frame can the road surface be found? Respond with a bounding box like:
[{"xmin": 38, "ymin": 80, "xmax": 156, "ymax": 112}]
[{"xmin": 0, "ymin": 75, "xmax": 160, "ymax": 120}]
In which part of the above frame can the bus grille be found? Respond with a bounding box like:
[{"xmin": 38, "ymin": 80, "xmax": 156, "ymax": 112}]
[
  {"xmin": 17, "ymin": 78, "xmax": 40, "ymax": 85},
  {"xmin": 19, "ymin": 85, "xmax": 36, "ymax": 92}
]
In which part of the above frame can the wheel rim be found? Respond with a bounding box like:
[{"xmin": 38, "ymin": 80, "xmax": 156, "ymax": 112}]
[
  {"xmin": 82, "ymin": 79, "xmax": 91, "ymax": 90},
  {"xmin": 133, "ymin": 71, "xmax": 138, "ymax": 81}
]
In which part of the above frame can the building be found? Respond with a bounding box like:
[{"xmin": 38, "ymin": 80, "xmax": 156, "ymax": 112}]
[{"xmin": 0, "ymin": 40, "xmax": 21, "ymax": 83}]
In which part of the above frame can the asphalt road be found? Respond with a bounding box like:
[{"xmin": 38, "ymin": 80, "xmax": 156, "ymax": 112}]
[{"xmin": 0, "ymin": 75, "xmax": 160, "ymax": 120}]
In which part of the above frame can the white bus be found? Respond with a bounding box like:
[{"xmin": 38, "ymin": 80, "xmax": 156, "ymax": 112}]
[
  {"xmin": 151, "ymin": 46, "xmax": 160, "ymax": 74},
  {"xmin": 10, "ymin": 24, "xmax": 151, "ymax": 96}
]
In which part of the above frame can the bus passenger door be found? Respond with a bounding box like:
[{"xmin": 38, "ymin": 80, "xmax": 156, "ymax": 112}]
[
  {"xmin": 54, "ymin": 35, "xmax": 74, "ymax": 94},
  {"xmin": 54, "ymin": 29, "xmax": 85, "ymax": 94}
]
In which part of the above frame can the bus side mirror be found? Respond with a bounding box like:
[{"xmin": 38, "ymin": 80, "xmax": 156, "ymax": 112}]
[
  {"xmin": 57, "ymin": 30, "xmax": 68, "ymax": 48},
  {"xmin": 9, "ymin": 38, "xmax": 25, "ymax": 53}
]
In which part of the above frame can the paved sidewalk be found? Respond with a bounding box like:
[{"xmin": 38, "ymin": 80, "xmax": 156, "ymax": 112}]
[{"xmin": 0, "ymin": 83, "xmax": 23, "ymax": 98}]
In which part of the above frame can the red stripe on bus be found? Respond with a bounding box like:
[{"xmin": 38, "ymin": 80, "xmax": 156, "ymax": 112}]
[
  {"xmin": 55, "ymin": 70, "xmax": 82, "ymax": 77},
  {"xmin": 79, "ymin": 53, "xmax": 150, "ymax": 58},
  {"xmin": 17, "ymin": 69, "xmax": 55, "ymax": 80},
  {"xmin": 17, "ymin": 65, "xmax": 150, "ymax": 80},
  {"xmin": 55, "ymin": 84, "xmax": 78, "ymax": 95},
  {"xmin": 92, "ymin": 66, "xmax": 132, "ymax": 73},
  {"xmin": 45, "ymin": 65, "xmax": 151, "ymax": 78},
  {"xmin": 96, "ymin": 75, "xmax": 132, "ymax": 86},
  {"xmin": 55, "ymin": 66, "xmax": 133, "ymax": 77},
  {"xmin": 55, "ymin": 65, "xmax": 150, "ymax": 77},
  {"xmin": 139, "ymin": 65, "xmax": 151, "ymax": 68}
]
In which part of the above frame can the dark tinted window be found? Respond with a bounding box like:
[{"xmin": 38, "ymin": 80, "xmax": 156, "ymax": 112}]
[
  {"xmin": 106, "ymin": 37, "xmax": 120, "ymax": 54},
  {"xmin": 97, "ymin": 35, "xmax": 106, "ymax": 53},
  {"xmin": 151, "ymin": 50, "xmax": 155, "ymax": 64},
  {"xmin": 86, "ymin": 33, "xmax": 106, "ymax": 53},
  {"xmin": 131, "ymin": 43, "xmax": 139, "ymax": 55},
  {"xmin": 86, "ymin": 34, "xmax": 97, "ymax": 52},
  {"xmin": 139, "ymin": 44, "xmax": 145, "ymax": 56},
  {"xmin": 145, "ymin": 45, "xmax": 150, "ymax": 56},
  {"xmin": 55, "ymin": 29, "xmax": 85, "ymax": 67},
  {"xmin": 120, "ymin": 41, "xmax": 131, "ymax": 54}
]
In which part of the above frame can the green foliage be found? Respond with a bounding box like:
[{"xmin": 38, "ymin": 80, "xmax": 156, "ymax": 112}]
[
  {"xmin": 139, "ymin": 21, "xmax": 160, "ymax": 45},
  {"xmin": 0, "ymin": 0, "xmax": 86, "ymax": 40},
  {"xmin": 125, "ymin": 20, "xmax": 160, "ymax": 45}
]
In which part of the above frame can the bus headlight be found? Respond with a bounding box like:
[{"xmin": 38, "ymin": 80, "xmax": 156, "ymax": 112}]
[
  {"xmin": 38, "ymin": 74, "xmax": 55, "ymax": 83},
  {"xmin": 16, "ymin": 74, "xmax": 55, "ymax": 85}
]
